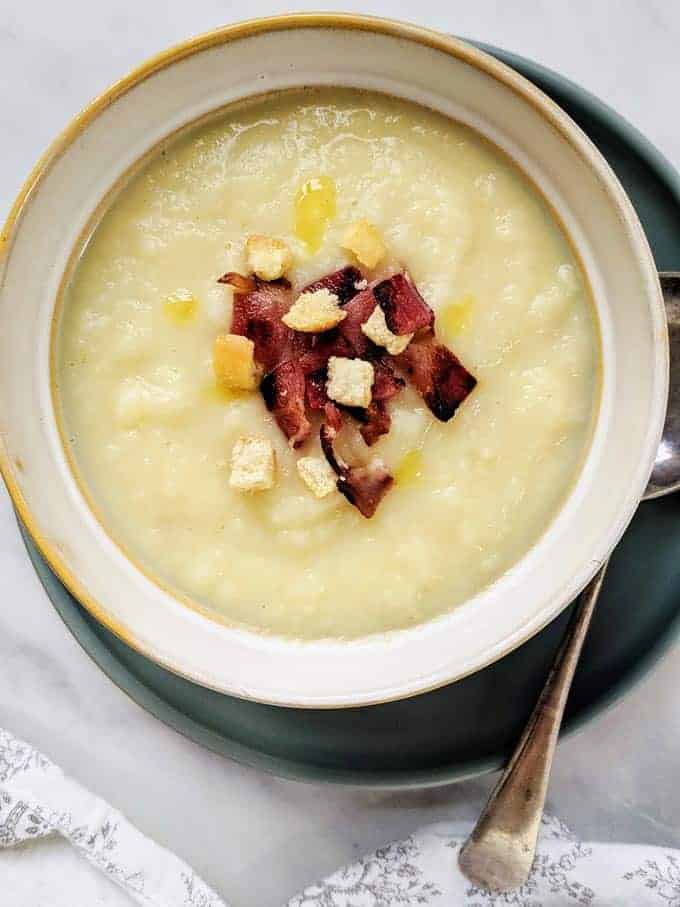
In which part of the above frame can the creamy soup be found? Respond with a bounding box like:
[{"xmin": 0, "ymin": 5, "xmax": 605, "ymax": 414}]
[{"xmin": 57, "ymin": 88, "xmax": 598, "ymax": 639}]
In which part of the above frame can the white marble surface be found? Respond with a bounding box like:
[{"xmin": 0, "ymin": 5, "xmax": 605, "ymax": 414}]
[{"xmin": 2, "ymin": 2, "xmax": 680, "ymax": 903}]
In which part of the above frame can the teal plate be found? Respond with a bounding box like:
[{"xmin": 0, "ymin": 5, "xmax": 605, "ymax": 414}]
[{"xmin": 19, "ymin": 44, "xmax": 680, "ymax": 788}]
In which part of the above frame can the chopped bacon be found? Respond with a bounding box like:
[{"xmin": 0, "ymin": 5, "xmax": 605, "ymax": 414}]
[
  {"xmin": 295, "ymin": 330, "xmax": 355, "ymax": 375},
  {"xmin": 350, "ymin": 359, "xmax": 404, "ymax": 446},
  {"xmin": 305, "ymin": 369, "xmax": 328, "ymax": 411},
  {"xmin": 340, "ymin": 462, "xmax": 394, "ymax": 518},
  {"xmin": 320, "ymin": 424, "xmax": 393, "ymax": 518},
  {"xmin": 397, "ymin": 335, "xmax": 477, "ymax": 421},
  {"xmin": 217, "ymin": 272, "xmax": 258, "ymax": 294},
  {"xmin": 320, "ymin": 421, "xmax": 342, "ymax": 470},
  {"xmin": 305, "ymin": 368, "xmax": 343, "ymax": 431},
  {"xmin": 301, "ymin": 266, "xmax": 364, "ymax": 304},
  {"xmin": 225, "ymin": 276, "xmax": 294, "ymax": 372},
  {"xmin": 260, "ymin": 360, "xmax": 310, "ymax": 448},
  {"xmin": 374, "ymin": 273, "xmax": 434, "ymax": 335},
  {"xmin": 337, "ymin": 286, "xmax": 378, "ymax": 357},
  {"xmin": 215, "ymin": 265, "xmax": 473, "ymax": 515},
  {"xmin": 353, "ymin": 402, "xmax": 391, "ymax": 446},
  {"xmin": 372, "ymin": 358, "xmax": 405, "ymax": 402},
  {"xmin": 325, "ymin": 400, "xmax": 344, "ymax": 435}
]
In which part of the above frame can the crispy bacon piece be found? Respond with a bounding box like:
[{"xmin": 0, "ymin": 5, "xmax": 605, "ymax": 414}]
[
  {"xmin": 301, "ymin": 266, "xmax": 364, "ymax": 304},
  {"xmin": 337, "ymin": 286, "xmax": 379, "ymax": 357},
  {"xmin": 221, "ymin": 275, "xmax": 293, "ymax": 372},
  {"xmin": 372, "ymin": 358, "xmax": 405, "ymax": 402},
  {"xmin": 217, "ymin": 272, "xmax": 258, "ymax": 294},
  {"xmin": 374, "ymin": 273, "xmax": 434, "ymax": 335},
  {"xmin": 324, "ymin": 400, "xmax": 344, "ymax": 435},
  {"xmin": 320, "ymin": 424, "xmax": 393, "ymax": 518},
  {"xmin": 260, "ymin": 360, "xmax": 310, "ymax": 448},
  {"xmin": 295, "ymin": 330, "xmax": 355, "ymax": 375},
  {"xmin": 397, "ymin": 335, "xmax": 477, "ymax": 421},
  {"xmin": 340, "ymin": 462, "xmax": 394, "ymax": 518},
  {"xmin": 305, "ymin": 369, "xmax": 328, "ymax": 412},
  {"xmin": 305, "ymin": 368, "xmax": 343, "ymax": 431},
  {"xmin": 352, "ymin": 402, "xmax": 390, "ymax": 446},
  {"xmin": 348, "ymin": 359, "xmax": 405, "ymax": 446},
  {"xmin": 319, "ymin": 421, "xmax": 341, "ymax": 467}
]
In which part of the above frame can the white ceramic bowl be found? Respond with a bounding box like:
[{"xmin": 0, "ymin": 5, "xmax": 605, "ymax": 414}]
[{"xmin": 0, "ymin": 15, "xmax": 668, "ymax": 707}]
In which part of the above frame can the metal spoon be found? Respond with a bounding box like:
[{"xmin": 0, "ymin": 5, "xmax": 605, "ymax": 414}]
[{"xmin": 458, "ymin": 272, "xmax": 680, "ymax": 892}]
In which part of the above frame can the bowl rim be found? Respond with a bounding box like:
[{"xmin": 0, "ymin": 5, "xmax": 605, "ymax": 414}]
[{"xmin": 0, "ymin": 13, "xmax": 668, "ymax": 707}]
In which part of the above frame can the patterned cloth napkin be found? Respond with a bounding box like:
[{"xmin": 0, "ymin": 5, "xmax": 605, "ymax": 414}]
[{"xmin": 2, "ymin": 727, "xmax": 679, "ymax": 906}]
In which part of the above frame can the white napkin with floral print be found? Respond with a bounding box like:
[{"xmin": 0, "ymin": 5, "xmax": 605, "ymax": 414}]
[{"xmin": 2, "ymin": 727, "xmax": 680, "ymax": 907}]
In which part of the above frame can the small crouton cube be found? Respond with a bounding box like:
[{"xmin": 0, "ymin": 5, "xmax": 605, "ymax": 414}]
[
  {"xmin": 341, "ymin": 220, "xmax": 386, "ymax": 269},
  {"xmin": 297, "ymin": 456, "xmax": 337, "ymax": 499},
  {"xmin": 229, "ymin": 436, "xmax": 276, "ymax": 492},
  {"xmin": 361, "ymin": 305, "xmax": 413, "ymax": 355},
  {"xmin": 282, "ymin": 288, "xmax": 346, "ymax": 333},
  {"xmin": 213, "ymin": 334, "xmax": 259, "ymax": 391},
  {"xmin": 245, "ymin": 234, "xmax": 293, "ymax": 281},
  {"xmin": 326, "ymin": 356, "xmax": 374, "ymax": 408}
]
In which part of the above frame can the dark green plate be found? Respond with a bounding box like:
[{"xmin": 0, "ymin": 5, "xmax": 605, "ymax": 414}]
[{"xmin": 20, "ymin": 45, "xmax": 680, "ymax": 787}]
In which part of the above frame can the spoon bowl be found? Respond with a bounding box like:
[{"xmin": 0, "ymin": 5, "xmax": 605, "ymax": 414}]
[{"xmin": 646, "ymin": 274, "xmax": 680, "ymax": 499}]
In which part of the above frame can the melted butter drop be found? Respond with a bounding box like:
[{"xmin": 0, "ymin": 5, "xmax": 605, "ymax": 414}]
[
  {"xmin": 163, "ymin": 289, "xmax": 198, "ymax": 323},
  {"xmin": 440, "ymin": 293, "xmax": 475, "ymax": 338},
  {"xmin": 395, "ymin": 450, "xmax": 424, "ymax": 487},
  {"xmin": 294, "ymin": 176, "xmax": 337, "ymax": 252}
]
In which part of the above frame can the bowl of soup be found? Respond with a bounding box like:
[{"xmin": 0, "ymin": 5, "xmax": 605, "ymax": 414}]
[{"xmin": 0, "ymin": 15, "xmax": 667, "ymax": 706}]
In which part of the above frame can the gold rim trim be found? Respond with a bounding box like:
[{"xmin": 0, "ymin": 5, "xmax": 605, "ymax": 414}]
[{"xmin": 0, "ymin": 13, "xmax": 665, "ymax": 706}]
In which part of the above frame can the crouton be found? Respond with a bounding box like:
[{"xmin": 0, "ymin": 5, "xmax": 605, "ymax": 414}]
[
  {"xmin": 229, "ymin": 436, "xmax": 276, "ymax": 491},
  {"xmin": 361, "ymin": 305, "xmax": 413, "ymax": 355},
  {"xmin": 282, "ymin": 288, "xmax": 346, "ymax": 332},
  {"xmin": 213, "ymin": 334, "xmax": 259, "ymax": 391},
  {"xmin": 341, "ymin": 220, "xmax": 386, "ymax": 269},
  {"xmin": 326, "ymin": 356, "xmax": 374, "ymax": 408},
  {"xmin": 297, "ymin": 456, "xmax": 337, "ymax": 498},
  {"xmin": 245, "ymin": 234, "xmax": 293, "ymax": 281}
]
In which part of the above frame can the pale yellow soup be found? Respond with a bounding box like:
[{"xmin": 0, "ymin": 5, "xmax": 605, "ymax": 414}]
[{"xmin": 57, "ymin": 88, "xmax": 598, "ymax": 640}]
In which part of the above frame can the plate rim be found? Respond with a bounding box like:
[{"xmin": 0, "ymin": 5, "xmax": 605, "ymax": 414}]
[{"xmin": 16, "ymin": 41, "xmax": 680, "ymax": 786}]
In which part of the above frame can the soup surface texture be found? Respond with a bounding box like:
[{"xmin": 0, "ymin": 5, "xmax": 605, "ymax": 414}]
[{"xmin": 58, "ymin": 88, "xmax": 598, "ymax": 639}]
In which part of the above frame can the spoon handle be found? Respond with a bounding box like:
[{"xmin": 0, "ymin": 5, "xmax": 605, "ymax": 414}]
[{"xmin": 458, "ymin": 561, "xmax": 608, "ymax": 891}]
